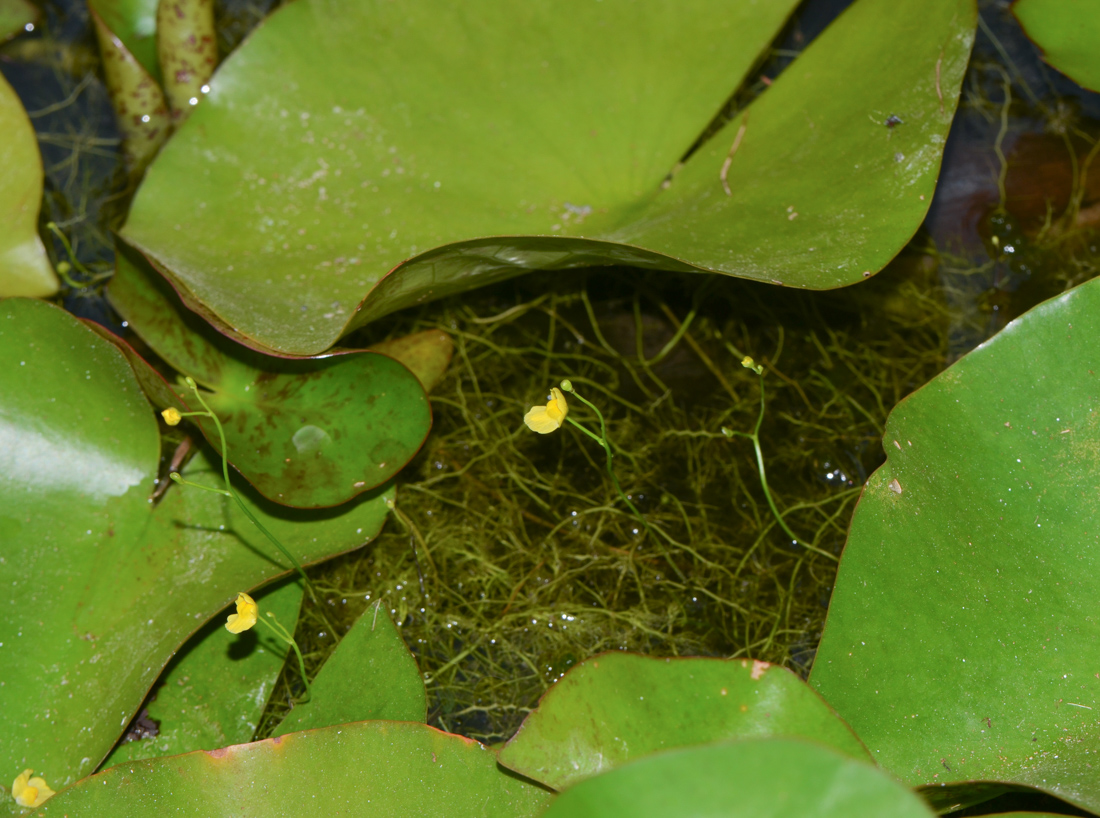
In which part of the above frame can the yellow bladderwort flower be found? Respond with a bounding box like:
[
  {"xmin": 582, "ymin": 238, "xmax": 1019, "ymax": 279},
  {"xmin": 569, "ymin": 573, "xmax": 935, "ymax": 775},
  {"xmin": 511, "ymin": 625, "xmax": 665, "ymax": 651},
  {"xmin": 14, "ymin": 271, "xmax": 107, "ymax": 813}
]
[
  {"xmin": 225, "ymin": 592, "xmax": 258, "ymax": 633},
  {"xmin": 524, "ymin": 387, "xmax": 568, "ymax": 434},
  {"xmin": 11, "ymin": 769, "xmax": 54, "ymax": 808},
  {"xmin": 161, "ymin": 407, "xmax": 182, "ymax": 426}
]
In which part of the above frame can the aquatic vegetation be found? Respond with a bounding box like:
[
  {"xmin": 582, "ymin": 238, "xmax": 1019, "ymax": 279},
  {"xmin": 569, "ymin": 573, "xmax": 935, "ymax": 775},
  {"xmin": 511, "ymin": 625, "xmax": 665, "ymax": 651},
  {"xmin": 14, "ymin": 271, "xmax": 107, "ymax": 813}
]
[{"xmin": 4, "ymin": 0, "xmax": 1100, "ymax": 814}]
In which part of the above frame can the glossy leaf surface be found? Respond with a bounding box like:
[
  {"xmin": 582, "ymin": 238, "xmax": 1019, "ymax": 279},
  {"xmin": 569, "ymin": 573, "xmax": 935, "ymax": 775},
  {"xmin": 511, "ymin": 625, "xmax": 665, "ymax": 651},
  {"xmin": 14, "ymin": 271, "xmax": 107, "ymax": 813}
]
[
  {"xmin": 272, "ymin": 603, "xmax": 426, "ymax": 736},
  {"xmin": 39, "ymin": 722, "xmax": 551, "ymax": 817},
  {"xmin": 0, "ymin": 298, "xmax": 392, "ymax": 798},
  {"xmin": 0, "ymin": 75, "xmax": 57, "ymax": 298},
  {"xmin": 100, "ymin": 579, "xmax": 304, "ymax": 767},
  {"xmin": 1014, "ymin": 0, "xmax": 1100, "ymax": 92},
  {"xmin": 540, "ymin": 738, "xmax": 935, "ymax": 818},
  {"xmin": 108, "ymin": 243, "xmax": 431, "ymax": 508},
  {"xmin": 499, "ymin": 653, "xmax": 867, "ymax": 791},
  {"xmin": 0, "ymin": 0, "xmax": 35, "ymax": 41},
  {"xmin": 811, "ymin": 276, "xmax": 1100, "ymax": 814},
  {"xmin": 122, "ymin": 0, "xmax": 973, "ymax": 355}
]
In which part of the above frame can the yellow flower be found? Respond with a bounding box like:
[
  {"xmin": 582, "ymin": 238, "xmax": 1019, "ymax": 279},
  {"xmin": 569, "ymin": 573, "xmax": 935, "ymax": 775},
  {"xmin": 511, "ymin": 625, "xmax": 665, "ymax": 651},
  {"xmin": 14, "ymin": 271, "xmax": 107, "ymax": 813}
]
[
  {"xmin": 161, "ymin": 407, "xmax": 182, "ymax": 426},
  {"xmin": 524, "ymin": 387, "xmax": 568, "ymax": 434},
  {"xmin": 225, "ymin": 592, "xmax": 258, "ymax": 633},
  {"xmin": 12, "ymin": 769, "xmax": 54, "ymax": 808}
]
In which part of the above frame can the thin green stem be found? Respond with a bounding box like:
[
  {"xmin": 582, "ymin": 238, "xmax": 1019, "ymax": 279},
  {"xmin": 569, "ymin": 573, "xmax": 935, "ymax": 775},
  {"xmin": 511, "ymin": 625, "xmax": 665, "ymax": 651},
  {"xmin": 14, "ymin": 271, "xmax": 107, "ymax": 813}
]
[
  {"xmin": 180, "ymin": 378, "xmax": 320, "ymax": 600},
  {"xmin": 724, "ymin": 369, "xmax": 838, "ymax": 563},
  {"xmin": 561, "ymin": 382, "xmax": 685, "ymax": 581},
  {"xmin": 258, "ymin": 614, "xmax": 312, "ymax": 703}
]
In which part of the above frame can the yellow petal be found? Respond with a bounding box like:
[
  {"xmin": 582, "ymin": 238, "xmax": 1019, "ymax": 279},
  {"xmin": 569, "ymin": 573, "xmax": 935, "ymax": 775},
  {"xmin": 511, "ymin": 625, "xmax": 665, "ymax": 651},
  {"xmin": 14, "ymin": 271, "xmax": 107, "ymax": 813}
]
[
  {"xmin": 11, "ymin": 770, "xmax": 30, "ymax": 799},
  {"xmin": 161, "ymin": 407, "xmax": 182, "ymax": 426},
  {"xmin": 225, "ymin": 592, "xmax": 258, "ymax": 632},
  {"xmin": 524, "ymin": 405, "xmax": 561, "ymax": 434},
  {"xmin": 545, "ymin": 388, "xmax": 568, "ymax": 422}
]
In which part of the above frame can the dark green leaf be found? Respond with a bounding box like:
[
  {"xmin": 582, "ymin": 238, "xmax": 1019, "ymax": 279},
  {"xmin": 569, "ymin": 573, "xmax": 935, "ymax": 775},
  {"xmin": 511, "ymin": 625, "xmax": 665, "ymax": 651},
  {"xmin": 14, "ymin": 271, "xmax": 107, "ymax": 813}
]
[
  {"xmin": 108, "ymin": 242, "xmax": 431, "ymax": 508},
  {"xmin": 272, "ymin": 603, "xmax": 426, "ymax": 736},
  {"xmin": 811, "ymin": 276, "xmax": 1100, "ymax": 814},
  {"xmin": 100, "ymin": 579, "xmax": 304, "ymax": 767},
  {"xmin": 0, "ymin": 298, "xmax": 391, "ymax": 796}
]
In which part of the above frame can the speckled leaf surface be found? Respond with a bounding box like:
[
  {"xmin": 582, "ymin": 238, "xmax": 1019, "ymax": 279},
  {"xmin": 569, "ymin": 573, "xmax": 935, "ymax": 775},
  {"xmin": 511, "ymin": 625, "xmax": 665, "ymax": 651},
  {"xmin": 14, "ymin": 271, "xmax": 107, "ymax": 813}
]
[
  {"xmin": 100, "ymin": 579, "xmax": 304, "ymax": 767},
  {"xmin": 1014, "ymin": 0, "xmax": 1100, "ymax": 92},
  {"xmin": 0, "ymin": 297, "xmax": 392, "ymax": 807},
  {"xmin": 498, "ymin": 653, "xmax": 868, "ymax": 792},
  {"xmin": 0, "ymin": 74, "xmax": 58, "ymax": 298},
  {"xmin": 272, "ymin": 603, "xmax": 426, "ymax": 737},
  {"xmin": 91, "ymin": 8, "xmax": 170, "ymax": 174},
  {"xmin": 38, "ymin": 722, "xmax": 551, "ymax": 817},
  {"xmin": 810, "ymin": 275, "xmax": 1100, "ymax": 814},
  {"xmin": 0, "ymin": 0, "xmax": 36, "ymax": 42},
  {"xmin": 540, "ymin": 738, "xmax": 935, "ymax": 818},
  {"xmin": 87, "ymin": 0, "xmax": 160, "ymax": 78},
  {"xmin": 108, "ymin": 242, "xmax": 431, "ymax": 508},
  {"xmin": 155, "ymin": 0, "xmax": 216, "ymax": 123},
  {"xmin": 120, "ymin": 0, "xmax": 973, "ymax": 356}
]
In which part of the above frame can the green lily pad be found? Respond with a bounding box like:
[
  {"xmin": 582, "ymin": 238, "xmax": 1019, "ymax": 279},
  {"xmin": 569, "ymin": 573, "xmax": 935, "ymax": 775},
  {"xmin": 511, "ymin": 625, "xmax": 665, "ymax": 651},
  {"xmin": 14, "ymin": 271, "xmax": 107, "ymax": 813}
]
[
  {"xmin": 0, "ymin": 74, "xmax": 58, "ymax": 298},
  {"xmin": 0, "ymin": 297, "xmax": 392, "ymax": 799},
  {"xmin": 108, "ymin": 242, "xmax": 431, "ymax": 508},
  {"xmin": 498, "ymin": 653, "xmax": 868, "ymax": 792},
  {"xmin": 540, "ymin": 738, "xmax": 935, "ymax": 818},
  {"xmin": 368, "ymin": 329, "xmax": 453, "ymax": 394},
  {"xmin": 1014, "ymin": 0, "xmax": 1100, "ymax": 92},
  {"xmin": 272, "ymin": 602, "xmax": 426, "ymax": 737},
  {"xmin": 121, "ymin": 0, "xmax": 973, "ymax": 356},
  {"xmin": 0, "ymin": 0, "xmax": 36, "ymax": 42},
  {"xmin": 810, "ymin": 275, "xmax": 1100, "ymax": 814},
  {"xmin": 38, "ymin": 722, "xmax": 551, "ymax": 816},
  {"xmin": 100, "ymin": 578, "xmax": 304, "ymax": 767}
]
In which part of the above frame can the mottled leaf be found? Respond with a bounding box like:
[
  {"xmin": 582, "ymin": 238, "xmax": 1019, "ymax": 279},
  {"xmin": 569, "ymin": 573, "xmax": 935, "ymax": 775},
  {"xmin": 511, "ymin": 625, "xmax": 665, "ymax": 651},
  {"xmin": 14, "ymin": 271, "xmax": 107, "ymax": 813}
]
[
  {"xmin": 107, "ymin": 242, "xmax": 431, "ymax": 508},
  {"xmin": 155, "ymin": 0, "xmax": 216, "ymax": 123}
]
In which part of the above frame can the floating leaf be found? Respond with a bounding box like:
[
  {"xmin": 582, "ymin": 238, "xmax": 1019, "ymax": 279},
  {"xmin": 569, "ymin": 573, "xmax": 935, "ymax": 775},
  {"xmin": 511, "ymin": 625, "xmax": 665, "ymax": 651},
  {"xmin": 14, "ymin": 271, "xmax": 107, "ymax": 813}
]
[
  {"xmin": 0, "ymin": 74, "xmax": 58, "ymax": 298},
  {"xmin": 272, "ymin": 602, "xmax": 426, "ymax": 737},
  {"xmin": 100, "ymin": 578, "xmax": 304, "ymax": 767},
  {"xmin": 155, "ymin": 0, "xmax": 216, "ymax": 123},
  {"xmin": 539, "ymin": 738, "xmax": 935, "ymax": 818},
  {"xmin": 1014, "ymin": 0, "xmax": 1100, "ymax": 92},
  {"xmin": 498, "ymin": 653, "xmax": 868, "ymax": 791},
  {"xmin": 810, "ymin": 276, "xmax": 1100, "ymax": 813},
  {"xmin": 121, "ymin": 0, "xmax": 973, "ymax": 356},
  {"xmin": 0, "ymin": 0, "xmax": 36, "ymax": 42},
  {"xmin": 90, "ymin": 9, "xmax": 170, "ymax": 175},
  {"xmin": 368, "ymin": 329, "xmax": 453, "ymax": 393},
  {"xmin": 108, "ymin": 242, "xmax": 432, "ymax": 508},
  {"xmin": 0, "ymin": 297, "xmax": 392, "ymax": 793},
  {"xmin": 38, "ymin": 722, "xmax": 551, "ymax": 816}
]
